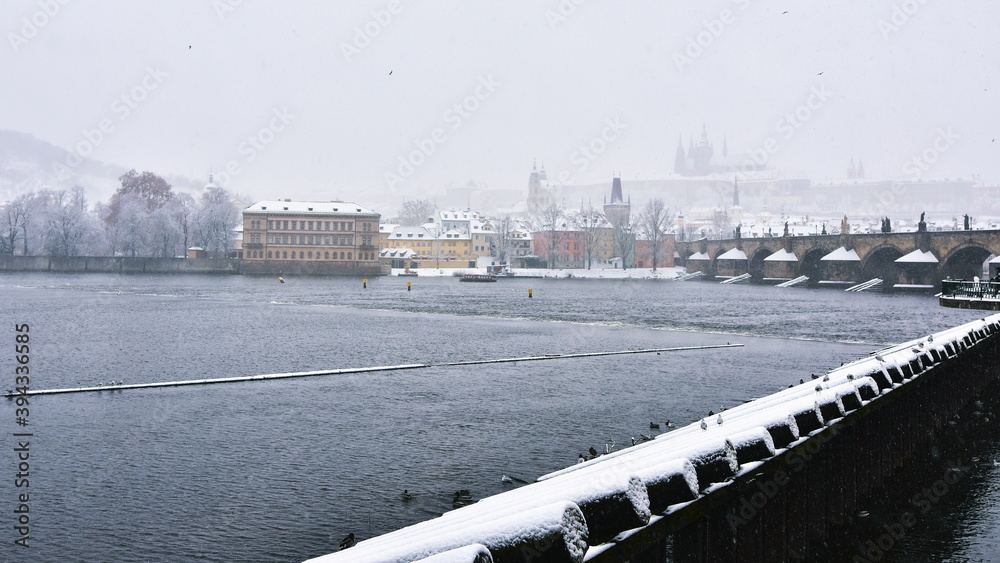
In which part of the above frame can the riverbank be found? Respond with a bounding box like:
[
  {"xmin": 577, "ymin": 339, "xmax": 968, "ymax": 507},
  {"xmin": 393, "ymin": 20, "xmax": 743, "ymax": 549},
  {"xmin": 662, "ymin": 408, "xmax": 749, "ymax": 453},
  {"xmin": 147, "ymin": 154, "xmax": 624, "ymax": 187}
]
[{"xmin": 0, "ymin": 255, "xmax": 240, "ymax": 274}]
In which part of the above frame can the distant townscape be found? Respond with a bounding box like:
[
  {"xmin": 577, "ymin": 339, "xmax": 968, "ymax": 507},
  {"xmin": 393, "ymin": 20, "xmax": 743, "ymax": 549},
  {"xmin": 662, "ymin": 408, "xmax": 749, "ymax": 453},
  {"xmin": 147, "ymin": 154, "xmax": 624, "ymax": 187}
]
[{"xmin": 2, "ymin": 125, "xmax": 996, "ymax": 276}]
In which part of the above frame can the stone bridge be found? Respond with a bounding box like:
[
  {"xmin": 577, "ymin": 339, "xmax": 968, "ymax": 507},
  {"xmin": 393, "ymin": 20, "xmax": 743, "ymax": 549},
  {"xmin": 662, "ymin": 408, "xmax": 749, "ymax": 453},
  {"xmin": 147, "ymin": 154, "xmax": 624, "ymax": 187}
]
[{"xmin": 676, "ymin": 229, "xmax": 1000, "ymax": 288}]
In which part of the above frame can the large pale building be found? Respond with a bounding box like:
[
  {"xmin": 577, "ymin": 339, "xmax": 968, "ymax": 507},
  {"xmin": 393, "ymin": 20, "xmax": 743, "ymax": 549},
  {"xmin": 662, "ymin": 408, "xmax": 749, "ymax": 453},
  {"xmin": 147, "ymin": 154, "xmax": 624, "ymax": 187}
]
[{"xmin": 241, "ymin": 200, "xmax": 381, "ymax": 275}]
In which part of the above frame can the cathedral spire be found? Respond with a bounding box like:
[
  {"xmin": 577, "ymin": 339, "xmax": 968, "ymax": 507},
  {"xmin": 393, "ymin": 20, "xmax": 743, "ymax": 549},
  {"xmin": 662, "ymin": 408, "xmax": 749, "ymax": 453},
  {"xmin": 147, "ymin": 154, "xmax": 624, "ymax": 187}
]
[{"xmin": 733, "ymin": 174, "xmax": 740, "ymax": 207}]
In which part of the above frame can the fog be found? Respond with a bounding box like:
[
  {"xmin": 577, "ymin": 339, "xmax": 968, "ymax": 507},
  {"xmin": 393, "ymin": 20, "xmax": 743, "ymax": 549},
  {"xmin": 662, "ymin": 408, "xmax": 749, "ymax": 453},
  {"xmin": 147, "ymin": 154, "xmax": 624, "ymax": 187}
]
[{"xmin": 3, "ymin": 0, "xmax": 999, "ymax": 210}]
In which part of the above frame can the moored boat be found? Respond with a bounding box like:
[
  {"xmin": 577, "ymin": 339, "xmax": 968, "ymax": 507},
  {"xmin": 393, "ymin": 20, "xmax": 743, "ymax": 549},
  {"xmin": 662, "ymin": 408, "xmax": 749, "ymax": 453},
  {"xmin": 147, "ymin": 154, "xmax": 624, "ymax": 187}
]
[{"xmin": 460, "ymin": 273, "xmax": 498, "ymax": 282}]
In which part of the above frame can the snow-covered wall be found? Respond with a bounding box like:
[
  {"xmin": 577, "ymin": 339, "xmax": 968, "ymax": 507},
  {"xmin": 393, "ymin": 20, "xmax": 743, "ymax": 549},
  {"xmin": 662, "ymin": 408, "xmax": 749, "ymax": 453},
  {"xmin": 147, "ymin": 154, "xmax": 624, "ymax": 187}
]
[{"xmin": 304, "ymin": 314, "xmax": 1000, "ymax": 563}]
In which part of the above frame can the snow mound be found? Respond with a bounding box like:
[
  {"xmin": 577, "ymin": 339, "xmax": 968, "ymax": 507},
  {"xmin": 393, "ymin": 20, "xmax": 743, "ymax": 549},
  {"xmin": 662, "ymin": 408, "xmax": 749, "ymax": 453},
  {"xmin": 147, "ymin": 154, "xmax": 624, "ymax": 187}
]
[
  {"xmin": 411, "ymin": 544, "xmax": 493, "ymax": 563},
  {"xmin": 304, "ymin": 501, "xmax": 589, "ymax": 563}
]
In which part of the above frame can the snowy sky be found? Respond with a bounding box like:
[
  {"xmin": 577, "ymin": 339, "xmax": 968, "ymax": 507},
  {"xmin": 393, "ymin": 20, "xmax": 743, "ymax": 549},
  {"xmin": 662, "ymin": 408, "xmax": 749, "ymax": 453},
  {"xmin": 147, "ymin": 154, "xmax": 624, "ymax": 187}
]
[{"xmin": 4, "ymin": 0, "xmax": 999, "ymax": 204}]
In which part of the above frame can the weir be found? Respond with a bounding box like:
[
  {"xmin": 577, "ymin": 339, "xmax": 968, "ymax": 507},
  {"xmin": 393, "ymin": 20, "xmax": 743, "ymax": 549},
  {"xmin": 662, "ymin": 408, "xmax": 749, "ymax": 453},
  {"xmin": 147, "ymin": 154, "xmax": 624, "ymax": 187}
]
[
  {"xmin": 303, "ymin": 314, "xmax": 1000, "ymax": 563},
  {"xmin": 4, "ymin": 344, "xmax": 742, "ymax": 397}
]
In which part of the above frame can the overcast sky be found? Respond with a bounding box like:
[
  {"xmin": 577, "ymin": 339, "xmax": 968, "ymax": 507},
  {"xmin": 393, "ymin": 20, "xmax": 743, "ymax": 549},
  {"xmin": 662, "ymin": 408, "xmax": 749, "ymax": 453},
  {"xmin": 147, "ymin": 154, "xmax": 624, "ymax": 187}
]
[{"xmin": 4, "ymin": 0, "xmax": 999, "ymax": 205}]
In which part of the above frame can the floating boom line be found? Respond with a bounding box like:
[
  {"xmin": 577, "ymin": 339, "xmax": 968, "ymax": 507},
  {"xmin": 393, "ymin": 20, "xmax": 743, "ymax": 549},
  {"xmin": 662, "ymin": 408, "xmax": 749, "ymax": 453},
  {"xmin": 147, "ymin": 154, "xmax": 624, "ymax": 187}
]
[{"xmin": 7, "ymin": 344, "xmax": 743, "ymax": 397}]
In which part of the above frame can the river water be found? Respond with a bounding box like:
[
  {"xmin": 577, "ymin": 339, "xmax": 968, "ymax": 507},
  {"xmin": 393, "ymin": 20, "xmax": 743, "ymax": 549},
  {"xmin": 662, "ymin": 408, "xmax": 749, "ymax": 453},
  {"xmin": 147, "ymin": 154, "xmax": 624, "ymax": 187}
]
[{"xmin": 0, "ymin": 272, "xmax": 996, "ymax": 562}]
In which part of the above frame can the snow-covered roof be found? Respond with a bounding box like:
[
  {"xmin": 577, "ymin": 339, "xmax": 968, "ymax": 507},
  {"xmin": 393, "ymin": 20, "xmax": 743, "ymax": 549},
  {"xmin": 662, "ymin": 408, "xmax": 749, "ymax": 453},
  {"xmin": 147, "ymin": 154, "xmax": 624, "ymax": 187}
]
[
  {"xmin": 820, "ymin": 247, "xmax": 861, "ymax": 261},
  {"xmin": 895, "ymin": 249, "xmax": 939, "ymax": 264},
  {"xmin": 439, "ymin": 209, "xmax": 480, "ymax": 221},
  {"xmin": 390, "ymin": 226, "xmax": 434, "ymax": 239},
  {"xmin": 245, "ymin": 200, "xmax": 376, "ymax": 215},
  {"xmin": 763, "ymin": 248, "xmax": 798, "ymax": 262},
  {"xmin": 379, "ymin": 248, "xmax": 416, "ymax": 258},
  {"xmin": 687, "ymin": 251, "xmax": 710, "ymax": 260},
  {"xmin": 716, "ymin": 248, "xmax": 747, "ymax": 261}
]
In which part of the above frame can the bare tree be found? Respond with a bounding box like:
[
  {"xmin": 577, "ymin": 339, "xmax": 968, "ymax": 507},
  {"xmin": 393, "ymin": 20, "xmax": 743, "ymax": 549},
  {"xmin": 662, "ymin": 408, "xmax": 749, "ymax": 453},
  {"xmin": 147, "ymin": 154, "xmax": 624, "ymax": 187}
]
[
  {"xmin": 192, "ymin": 186, "xmax": 240, "ymax": 257},
  {"xmin": 106, "ymin": 169, "xmax": 174, "ymax": 225},
  {"xmin": 111, "ymin": 193, "xmax": 148, "ymax": 257},
  {"xmin": 147, "ymin": 200, "xmax": 185, "ymax": 257},
  {"xmin": 488, "ymin": 215, "xmax": 515, "ymax": 266},
  {"xmin": 173, "ymin": 193, "xmax": 196, "ymax": 253},
  {"xmin": 42, "ymin": 186, "xmax": 100, "ymax": 256},
  {"xmin": 638, "ymin": 198, "xmax": 673, "ymax": 271},
  {"xmin": 612, "ymin": 216, "xmax": 635, "ymax": 270},
  {"xmin": 711, "ymin": 209, "xmax": 731, "ymax": 241},
  {"xmin": 577, "ymin": 207, "xmax": 605, "ymax": 270},
  {"xmin": 541, "ymin": 202, "xmax": 563, "ymax": 269},
  {"xmin": 1, "ymin": 193, "xmax": 31, "ymax": 255},
  {"xmin": 394, "ymin": 199, "xmax": 436, "ymax": 226}
]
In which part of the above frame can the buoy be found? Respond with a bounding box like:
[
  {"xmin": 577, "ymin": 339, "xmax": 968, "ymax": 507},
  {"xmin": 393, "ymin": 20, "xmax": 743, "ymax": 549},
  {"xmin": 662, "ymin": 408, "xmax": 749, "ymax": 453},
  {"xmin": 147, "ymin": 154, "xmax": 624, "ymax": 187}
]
[
  {"xmin": 278, "ymin": 277, "xmax": 285, "ymax": 283},
  {"xmin": 528, "ymin": 288, "xmax": 533, "ymax": 298},
  {"xmin": 363, "ymin": 278, "xmax": 367, "ymax": 288},
  {"xmin": 407, "ymin": 282, "xmax": 411, "ymax": 291}
]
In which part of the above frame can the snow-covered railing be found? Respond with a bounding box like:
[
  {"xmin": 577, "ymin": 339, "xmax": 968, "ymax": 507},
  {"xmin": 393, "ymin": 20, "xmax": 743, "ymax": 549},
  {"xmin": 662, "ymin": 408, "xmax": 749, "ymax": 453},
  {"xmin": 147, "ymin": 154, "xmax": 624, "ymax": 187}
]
[{"xmin": 303, "ymin": 314, "xmax": 1000, "ymax": 563}]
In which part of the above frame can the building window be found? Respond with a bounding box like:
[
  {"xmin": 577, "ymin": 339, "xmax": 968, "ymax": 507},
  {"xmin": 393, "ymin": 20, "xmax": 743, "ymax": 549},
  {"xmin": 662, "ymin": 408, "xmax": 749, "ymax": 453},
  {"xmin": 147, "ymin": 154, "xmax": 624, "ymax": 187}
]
[
  {"xmin": 340, "ymin": 252, "xmax": 345, "ymax": 259},
  {"xmin": 308, "ymin": 221, "xmax": 314, "ymax": 230},
  {"xmin": 347, "ymin": 252, "xmax": 352, "ymax": 260},
  {"xmin": 267, "ymin": 251, "xmax": 272, "ymax": 258},
  {"xmin": 325, "ymin": 251, "xmax": 329, "ymax": 259}
]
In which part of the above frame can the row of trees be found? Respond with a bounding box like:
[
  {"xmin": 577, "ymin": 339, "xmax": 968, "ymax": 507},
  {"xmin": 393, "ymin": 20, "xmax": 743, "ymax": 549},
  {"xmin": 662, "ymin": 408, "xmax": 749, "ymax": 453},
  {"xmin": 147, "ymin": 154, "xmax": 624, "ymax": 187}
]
[
  {"xmin": 533, "ymin": 198, "xmax": 675, "ymax": 271},
  {"xmin": 1, "ymin": 170, "xmax": 240, "ymax": 258}
]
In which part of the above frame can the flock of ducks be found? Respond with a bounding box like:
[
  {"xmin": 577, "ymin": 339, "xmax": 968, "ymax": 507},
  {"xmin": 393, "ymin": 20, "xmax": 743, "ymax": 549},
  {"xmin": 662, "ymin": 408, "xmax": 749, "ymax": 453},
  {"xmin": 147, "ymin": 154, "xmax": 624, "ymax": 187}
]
[{"xmin": 95, "ymin": 380, "xmax": 124, "ymax": 387}]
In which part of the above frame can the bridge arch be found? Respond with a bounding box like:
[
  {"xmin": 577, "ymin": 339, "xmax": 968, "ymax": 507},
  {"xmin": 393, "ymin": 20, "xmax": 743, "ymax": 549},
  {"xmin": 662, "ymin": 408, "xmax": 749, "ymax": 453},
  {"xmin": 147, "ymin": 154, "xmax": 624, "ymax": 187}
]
[
  {"xmin": 748, "ymin": 247, "xmax": 773, "ymax": 282},
  {"xmin": 860, "ymin": 244, "xmax": 905, "ymax": 287},
  {"xmin": 799, "ymin": 246, "xmax": 829, "ymax": 284},
  {"xmin": 941, "ymin": 243, "xmax": 995, "ymax": 280}
]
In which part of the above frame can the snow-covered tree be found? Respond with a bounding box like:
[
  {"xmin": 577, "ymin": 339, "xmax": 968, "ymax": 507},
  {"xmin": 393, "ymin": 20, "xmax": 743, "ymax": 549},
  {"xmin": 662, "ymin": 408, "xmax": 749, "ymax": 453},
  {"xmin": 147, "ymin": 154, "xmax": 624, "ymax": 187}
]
[{"xmin": 192, "ymin": 186, "xmax": 239, "ymax": 257}]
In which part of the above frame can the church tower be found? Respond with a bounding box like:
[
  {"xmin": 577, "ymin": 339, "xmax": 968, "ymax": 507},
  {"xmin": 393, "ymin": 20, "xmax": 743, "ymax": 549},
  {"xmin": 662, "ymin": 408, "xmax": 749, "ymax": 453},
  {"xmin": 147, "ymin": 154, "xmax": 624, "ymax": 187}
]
[{"xmin": 603, "ymin": 174, "xmax": 631, "ymax": 226}]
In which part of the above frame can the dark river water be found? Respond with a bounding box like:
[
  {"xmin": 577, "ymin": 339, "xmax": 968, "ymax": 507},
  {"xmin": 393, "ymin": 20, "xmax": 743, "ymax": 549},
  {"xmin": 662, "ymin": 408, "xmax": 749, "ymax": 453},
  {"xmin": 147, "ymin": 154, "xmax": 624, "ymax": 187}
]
[{"xmin": 0, "ymin": 272, "xmax": 997, "ymax": 562}]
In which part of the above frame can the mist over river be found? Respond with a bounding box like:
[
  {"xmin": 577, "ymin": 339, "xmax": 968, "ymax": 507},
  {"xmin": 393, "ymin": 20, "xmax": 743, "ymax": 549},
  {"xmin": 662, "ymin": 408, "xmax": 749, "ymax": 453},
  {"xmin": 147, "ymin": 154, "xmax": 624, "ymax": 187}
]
[{"xmin": 1, "ymin": 273, "xmax": 997, "ymax": 562}]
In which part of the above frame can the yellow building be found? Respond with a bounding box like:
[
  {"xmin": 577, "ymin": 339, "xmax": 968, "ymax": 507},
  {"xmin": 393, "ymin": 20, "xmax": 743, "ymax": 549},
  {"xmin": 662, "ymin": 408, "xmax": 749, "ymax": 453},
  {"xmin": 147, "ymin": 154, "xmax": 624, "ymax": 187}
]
[
  {"xmin": 242, "ymin": 200, "xmax": 381, "ymax": 275},
  {"xmin": 382, "ymin": 225, "xmax": 474, "ymax": 268}
]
